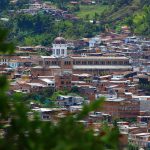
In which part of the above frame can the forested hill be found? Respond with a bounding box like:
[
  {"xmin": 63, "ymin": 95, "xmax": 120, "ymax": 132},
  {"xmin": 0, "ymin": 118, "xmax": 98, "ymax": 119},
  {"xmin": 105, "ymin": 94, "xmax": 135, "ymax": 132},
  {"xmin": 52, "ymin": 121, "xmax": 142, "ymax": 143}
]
[
  {"xmin": 99, "ymin": 0, "xmax": 150, "ymax": 36},
  {"xmin": 47, "ymin": 0, "xmax": 150, "ymax": 36},
  {"xmin": 26, "ymin": 0, "xmax": 150, "ymax": 36},
  {"xmin": 45, "ymin": 0, "xmax": 149, "ymax": 9},
  {"xmin": 0, "ymin": 0, "xmax": 149, "ymax": 46}
]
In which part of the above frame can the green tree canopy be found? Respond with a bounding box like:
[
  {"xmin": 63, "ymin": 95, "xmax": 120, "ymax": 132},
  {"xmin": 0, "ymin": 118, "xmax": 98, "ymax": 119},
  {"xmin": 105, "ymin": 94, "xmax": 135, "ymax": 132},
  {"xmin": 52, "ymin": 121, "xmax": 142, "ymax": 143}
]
[{"xmin": 0, "ymin": 0, "xmax": 10, "ymax": 12}]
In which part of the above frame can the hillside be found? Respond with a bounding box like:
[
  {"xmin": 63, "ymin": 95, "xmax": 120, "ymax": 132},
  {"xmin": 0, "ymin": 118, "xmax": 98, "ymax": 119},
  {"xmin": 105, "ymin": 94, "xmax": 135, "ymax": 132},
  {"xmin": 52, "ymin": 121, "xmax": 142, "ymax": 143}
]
[
  {"xmin": 103, "ymin": 0, "xmax": 150, "ymax": 35},
  {"xmin": 51, "ymin": 0, "xmax": 149, "ymax": 36},
  {"xmin": 69, "ymin": 0, "xmax": 150, "ymax": 36},
  {"xmin": 0, "ymin": 0, "xmax": 149, "ymax": 46}
]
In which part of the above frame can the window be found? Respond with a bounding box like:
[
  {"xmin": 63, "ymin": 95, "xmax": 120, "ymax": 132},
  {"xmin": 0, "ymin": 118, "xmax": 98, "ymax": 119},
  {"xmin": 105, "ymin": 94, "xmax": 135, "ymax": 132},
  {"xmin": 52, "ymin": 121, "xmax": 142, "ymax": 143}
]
[
  {"xmin": 107, "ymin": 61, "xmax": 111, "ymax": 65},
  {"xmin": 113, "ymin": 61, "xmax": 117, "ymax": 65},
  {"xmin": 124, "ymin": 61, "xmax": 129, "ymax": 65},
  {"xmin": 101, "ymin": 61, "xmax": 105, "ymax": 65},
  {"xmin": 45, "ymin": 61, "xmax": 49, "ymax": 65},
  {"xmin": 57, "ymin": 49, "xmax": 60, "ymax": 55},
  {"xmin": 39, "ymin": 61, "xmax": 43, "ymax": 65},
  {"xmin": 88, "ymin": 61, "xmax": 93, "ymax": 65},
  {"xmin": 119, "ymin": 61, "xmax": 123, "ymax": 65},
  {"xmin": 82, "ymin": 61, "xmax": 86, "ymax": 65},
  {"xmin": 52, "ymin": 61, "xmax": 57, "ymax": 65},
  {"xmin": 62, "ymin": 49, "xmax": 64, "ymax": 54},
  {"xmin": 65, "ymin": 61, "xmax": 71, "ymax": 65},
  {"xmin": 94, "ymin": 61, "xmax": 99, "ymax": 65},
  {"xmin": 76, "ymin": 61, "xmax": 81, "ymax": 65}
]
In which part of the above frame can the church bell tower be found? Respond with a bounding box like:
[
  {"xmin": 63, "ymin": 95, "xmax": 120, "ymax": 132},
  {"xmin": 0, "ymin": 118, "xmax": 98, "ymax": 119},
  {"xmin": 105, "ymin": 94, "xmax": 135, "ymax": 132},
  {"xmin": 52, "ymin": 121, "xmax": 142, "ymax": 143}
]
[{"xmin": 52, "ymin": 37, "xmax": 68, "ymax": 57}]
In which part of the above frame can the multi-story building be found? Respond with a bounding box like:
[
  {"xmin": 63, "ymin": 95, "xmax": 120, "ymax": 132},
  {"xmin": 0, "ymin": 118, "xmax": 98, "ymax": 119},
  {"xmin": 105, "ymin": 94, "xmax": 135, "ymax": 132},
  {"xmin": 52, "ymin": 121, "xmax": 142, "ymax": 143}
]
[
  {"xmin": 55, "ymin": 73, "xmax": 72, "ymax": 91},
  {"xmin": 56, "ymin": 95, "xmax": 84, "ymax": 107},
  {"xmin": 100, "ymin": 96, "xmax": 140, "ymax": 119},
  {"xmin": 37, "ymin": 37, "xmax": 132, "ymax": 76}
]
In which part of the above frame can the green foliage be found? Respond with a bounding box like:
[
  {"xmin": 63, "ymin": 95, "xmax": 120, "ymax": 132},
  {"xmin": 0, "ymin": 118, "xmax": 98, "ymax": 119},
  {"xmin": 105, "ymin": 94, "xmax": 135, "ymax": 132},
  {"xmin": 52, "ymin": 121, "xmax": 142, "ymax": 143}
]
[
  {"xmin": 77, "ymin": 97, "xmax": 105, "ymax": 120},
  {"xmin": 27, "ymin": 88, "xmax": 55, "ymax": 104},
  {"xmin": 132, "ymin": 6, "xmax": 150, "ymax": 35},
  {"xmin": 78, "ymin": 0, "xmax": 150, "ymax": 36},
  {"xmin": 5, "ymin": 12, "xmax": 100, "ymax": 46},
  {"xmin": 15, "ymin": 0, "xmax": 30, "ymax": 9},
  {"xmin": 0, "ymin": 28, "xmax": 14, "ymax": 54},
  {"xmin": 128, "ymin": 143, "xmax": 139, "ymax": 150},
  {"xmin": 71, "ymin": 86, "xmax": 79, "ymax": 93},
  {"xmin": 0, "ymin": 90, "xmax": 119, "ymax": 150},
  {"xmin": 0, "ymin": 76, "xmax": 9, "ymax": 119},
  {"xmin": 0, "ymin": 0, "xmax": 10, "ymax": 12},
  {"xmin": 75, "ymin": 4, "xmax": 108, "ymax": 20},
  {"xmin": 45, "ymin": 0, "xmax": 80, "ymax": 9},
  {"xmin": 50, "ymin": 90, "xmax": 69, "ymax": 101},
  {"xmin": 139, "ymin": 83, "xmax": 150, "ymax": 94},
  {"xmin": 67, "ymin": 4, "xmax": 80, "ymax": 13}
]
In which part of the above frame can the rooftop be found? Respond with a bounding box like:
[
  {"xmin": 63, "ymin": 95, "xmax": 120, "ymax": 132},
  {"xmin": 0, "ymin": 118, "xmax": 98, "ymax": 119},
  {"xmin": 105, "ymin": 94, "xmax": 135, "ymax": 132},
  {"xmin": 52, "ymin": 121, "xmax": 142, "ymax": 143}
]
[
  {"xmin": 40, "ymin": 78, "xmax": 55, "ymax": 84},
  {"xmin": 27, "ymin": 83, "xmax": 46, "ymax": 87}
]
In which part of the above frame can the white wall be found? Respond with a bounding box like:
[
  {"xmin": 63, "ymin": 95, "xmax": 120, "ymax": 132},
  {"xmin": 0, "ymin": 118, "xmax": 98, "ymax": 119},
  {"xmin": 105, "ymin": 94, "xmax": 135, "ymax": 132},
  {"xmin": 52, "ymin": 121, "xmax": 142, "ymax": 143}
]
[{"xmin": 52, "ymin": 44, "xmax": 67, "ymax": 57}]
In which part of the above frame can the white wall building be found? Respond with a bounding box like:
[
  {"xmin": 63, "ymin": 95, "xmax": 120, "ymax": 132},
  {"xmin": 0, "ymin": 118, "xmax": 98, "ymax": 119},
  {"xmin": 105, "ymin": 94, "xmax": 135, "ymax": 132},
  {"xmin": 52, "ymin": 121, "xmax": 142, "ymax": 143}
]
[
  {"xmin": 89, "ymin": 37, "xmax": 101, "ymax": 48},
  {"xmin": 56, "ymin": 95, "xmax": 84, "ymax": 107},
  {"xmin": 52, "ymin": 37, "xmax": 68, "ymax": 57},
  {"xmin": 0, "ymin": 58, "xmax": 19, "ymax": 68},
  {"xmin": 132, "ymin": 96, "xmax": 150, "ymax": 112}
]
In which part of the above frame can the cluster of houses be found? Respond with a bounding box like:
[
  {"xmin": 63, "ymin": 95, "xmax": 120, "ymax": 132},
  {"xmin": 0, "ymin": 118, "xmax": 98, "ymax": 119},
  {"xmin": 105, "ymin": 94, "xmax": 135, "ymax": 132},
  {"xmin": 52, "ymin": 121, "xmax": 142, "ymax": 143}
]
[
  {"xmin": 1, "ymin": 26, "xmax": 150, "ymax": 148},
  {"xmin": 69, "ymin": 0, "xmax": 98, "ymax": 5},
  {"xmin": 9, "ymin": 0, "xmax": 79, "ymax": 20}
]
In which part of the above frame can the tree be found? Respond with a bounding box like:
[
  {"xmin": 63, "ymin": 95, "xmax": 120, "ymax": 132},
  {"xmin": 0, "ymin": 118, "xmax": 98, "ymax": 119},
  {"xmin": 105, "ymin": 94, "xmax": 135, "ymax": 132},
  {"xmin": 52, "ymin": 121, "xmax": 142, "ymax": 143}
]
[
  {"xmin": 125, "ymin": 17, "xmax": 134, "ymax": 33},
  {"xmin": 0, "ymin": 0, "xmax": 10, "ymax": 12},
  {"xmin": 85, "ymin": 14, "xmax": 90, "ymax": 21},
  {"xmin": 133, "ymin": 6, "xmax": 150, "ymax": 35},
  {"xmin": 15, "ymin": 0, "xmax": 30, "ymax": 8},
  {"xmin": 94, "ymin": 13, "xmax": 99, "ymax": 21},
  {"xmin": 71, "ymin": 86, "xmax": 79, "ymax": 93}
]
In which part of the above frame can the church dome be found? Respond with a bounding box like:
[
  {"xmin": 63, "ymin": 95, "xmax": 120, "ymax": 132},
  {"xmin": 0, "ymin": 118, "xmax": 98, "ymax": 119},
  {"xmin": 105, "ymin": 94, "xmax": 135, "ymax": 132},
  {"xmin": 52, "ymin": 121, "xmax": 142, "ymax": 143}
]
[{"xmin": 54, "ymin": 37, "xmax": 66, "ymax": 44}]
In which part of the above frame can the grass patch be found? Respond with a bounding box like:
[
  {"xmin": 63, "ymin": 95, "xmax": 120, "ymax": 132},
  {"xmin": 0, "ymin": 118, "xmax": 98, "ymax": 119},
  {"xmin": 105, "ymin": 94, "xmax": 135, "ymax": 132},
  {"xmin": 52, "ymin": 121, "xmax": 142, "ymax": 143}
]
[{"xmin": 75, "ymin": 4, "xmax": 109, "ymax": 19}]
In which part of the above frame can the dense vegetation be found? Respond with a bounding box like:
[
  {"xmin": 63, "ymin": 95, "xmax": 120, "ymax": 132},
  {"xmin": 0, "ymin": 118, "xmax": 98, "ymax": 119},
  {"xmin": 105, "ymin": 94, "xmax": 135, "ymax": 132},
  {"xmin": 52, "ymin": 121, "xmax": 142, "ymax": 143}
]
[
  {"xmin": 1, "ymin": 12, "xmax": 101, "ymax": 46},
  {"xmin": 130, "ymin": 6, "xmax": 150, "ymax": 35},
  {"xmin": 0, "ymin": 0, "xmax": 10, "ymax": 12},
  {"xmin": 50, "ymin": 0, "xmax": 150, "ymax": 36},
  {"xmin": 95, "ymin": 0, "xmax": 150, "ymax": 36}
]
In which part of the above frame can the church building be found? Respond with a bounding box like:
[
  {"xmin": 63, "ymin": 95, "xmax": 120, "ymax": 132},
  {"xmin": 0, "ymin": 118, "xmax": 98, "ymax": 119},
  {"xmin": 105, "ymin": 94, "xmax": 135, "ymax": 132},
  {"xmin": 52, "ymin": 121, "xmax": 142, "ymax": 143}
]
[{"xmin": 33, "ymin": 37, "xmax": 132, "ymax": 76}]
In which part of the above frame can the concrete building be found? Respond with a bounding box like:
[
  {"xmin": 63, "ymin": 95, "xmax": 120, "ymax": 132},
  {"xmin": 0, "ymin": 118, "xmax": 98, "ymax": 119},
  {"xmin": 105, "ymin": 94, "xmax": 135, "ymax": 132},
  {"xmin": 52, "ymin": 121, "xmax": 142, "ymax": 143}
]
[{"xmin": 56, "ymin": 95, "xmax": 84, "ymax": 107}]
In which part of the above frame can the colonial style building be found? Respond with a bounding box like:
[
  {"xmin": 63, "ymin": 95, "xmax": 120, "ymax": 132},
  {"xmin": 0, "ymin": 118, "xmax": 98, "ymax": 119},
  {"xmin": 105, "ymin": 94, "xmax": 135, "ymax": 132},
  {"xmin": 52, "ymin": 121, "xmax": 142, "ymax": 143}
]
[{"xmin": 34, "ymin": 36, "xmax": 132, "ymax": 76}]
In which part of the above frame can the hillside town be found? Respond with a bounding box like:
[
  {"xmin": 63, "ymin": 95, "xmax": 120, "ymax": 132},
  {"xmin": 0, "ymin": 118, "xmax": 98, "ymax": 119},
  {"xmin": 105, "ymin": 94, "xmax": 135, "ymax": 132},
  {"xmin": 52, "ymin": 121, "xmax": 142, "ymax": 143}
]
[
  {"xmin": 0, "ymin": 0, "xmax": 150, "ymax": 149},
  {"xmin": 0, "ymin": 26, "xmax": 150, "ymax": 149}
]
